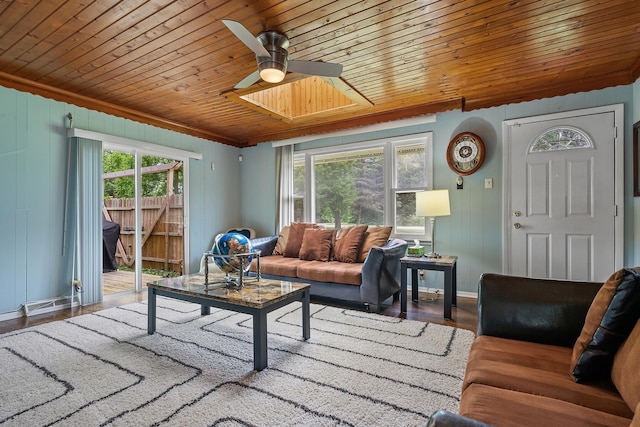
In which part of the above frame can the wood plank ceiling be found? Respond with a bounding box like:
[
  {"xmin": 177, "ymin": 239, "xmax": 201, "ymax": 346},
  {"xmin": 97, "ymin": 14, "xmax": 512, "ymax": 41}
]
[{"xmin": 1, "ymin": 0, "xmax": 639, "ymax": 147}]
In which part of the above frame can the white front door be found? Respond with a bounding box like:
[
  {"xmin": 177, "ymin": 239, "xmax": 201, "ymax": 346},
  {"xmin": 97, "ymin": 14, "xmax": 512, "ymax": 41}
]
[{"xmin": 503, "ymin": 105, "xmax": 624, "ymax": 282}]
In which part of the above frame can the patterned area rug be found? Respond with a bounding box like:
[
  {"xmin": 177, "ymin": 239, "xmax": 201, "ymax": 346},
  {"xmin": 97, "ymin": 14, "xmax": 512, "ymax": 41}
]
[{"xmin": 0, "ymin": 299, "xmax": 474, "ymax": 426}]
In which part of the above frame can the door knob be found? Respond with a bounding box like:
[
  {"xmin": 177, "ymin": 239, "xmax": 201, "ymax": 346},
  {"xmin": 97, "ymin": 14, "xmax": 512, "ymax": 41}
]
[{"xmin": 513, "ymin": 223, "xmax": 521, "ymax": 229}]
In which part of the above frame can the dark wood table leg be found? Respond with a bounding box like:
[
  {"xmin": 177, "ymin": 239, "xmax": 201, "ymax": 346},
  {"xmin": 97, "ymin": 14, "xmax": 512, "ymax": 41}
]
[
  {"xmin": 253, "ymin": 310, "xmax": 268, "ymax": 371},
  {"xmin": 302, "ymin": 290, "xmax": 310, "ymax": 340},
  {"xmin": 444, "ymin": 267, "xmax": 453, "ymax": 319},
  {"xmin": 201, "ymin": 305, "xmax": 210, "ymax": 315},
  {"xmin": 411, "ymin": 269, "xmax": 419, "ymax": 301},
  {"xmin": 452, "ymin": 263, "xmax": 457, "ymax": 307},
  {"xmin": 400, "ymin": 263, "xmax": 408, "ymax": 313},
  {"xmin": 147, "ymin": 287, "xmax": 156, "ymax": 335}
]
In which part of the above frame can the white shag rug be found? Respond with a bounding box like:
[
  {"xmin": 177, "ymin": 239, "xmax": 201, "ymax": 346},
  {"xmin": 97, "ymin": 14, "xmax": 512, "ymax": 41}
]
[{"xmin": 0, "ymin": 298, "xmax": 474, "ymax": 426}]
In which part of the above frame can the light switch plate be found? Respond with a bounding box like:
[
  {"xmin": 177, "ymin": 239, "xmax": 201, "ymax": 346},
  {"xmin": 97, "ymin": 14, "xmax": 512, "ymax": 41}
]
[{"xmin": 485, "ymin": 178, "xmax": 493, "ymax": 188}]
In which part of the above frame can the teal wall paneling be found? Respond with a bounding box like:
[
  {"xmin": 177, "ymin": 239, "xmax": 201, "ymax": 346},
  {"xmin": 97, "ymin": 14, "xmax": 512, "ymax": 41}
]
[
  {"xmin": 25, "ymin": 95, "xmax": 54, "ymax": 303},
  {"xmin": 0, "ymin": 85, "xmax": 240, "ymax": 314},
  {"xmin": 632, "ymin": 80, "xmax": 640, "ymax": 272},
  {"xmin": 241, "ymin": 84, "xmax": 636, "ymax": 294},
  {"xmin": 239, "ymin": 143, "xmax": 277, "ymax": 237},
  {"xmin": 2, "ymin": 80, "xmax": 640, "ymax": 315}
]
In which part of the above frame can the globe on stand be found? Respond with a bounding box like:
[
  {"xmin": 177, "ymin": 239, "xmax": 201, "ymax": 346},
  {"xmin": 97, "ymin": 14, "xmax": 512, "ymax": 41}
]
[{"xmin": 211, "ymin": 232, "xmax": 254, "ymax": 275}]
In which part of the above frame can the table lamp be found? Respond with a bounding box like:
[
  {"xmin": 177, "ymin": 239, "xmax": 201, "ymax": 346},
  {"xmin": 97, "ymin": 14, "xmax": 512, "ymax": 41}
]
[{"xmin": 416, "ymin": 189, "xmax": 451, "ymax": 258}]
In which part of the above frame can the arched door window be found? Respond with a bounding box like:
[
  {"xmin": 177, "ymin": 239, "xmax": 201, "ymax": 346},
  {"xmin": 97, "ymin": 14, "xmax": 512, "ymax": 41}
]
[{"xmin": 528, "ymin": 126, "xmax": 593, "ymax": 153}]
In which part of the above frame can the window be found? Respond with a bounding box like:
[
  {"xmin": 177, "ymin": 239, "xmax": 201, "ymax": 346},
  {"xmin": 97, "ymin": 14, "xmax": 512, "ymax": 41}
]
[
  {"xmin": 529, "ymin": 126, "xmax": 593, "ymax": 152},
  {"xmin": 393, "ymin": 142, "xmax": 429, "ymax": 236},
  {"xmin": 293, "ymin": 156, "xmax": 305, "ymax": 222},
  {"xmin": 293, "ymin": 133, "xmax": 432, "ymax": 238}
]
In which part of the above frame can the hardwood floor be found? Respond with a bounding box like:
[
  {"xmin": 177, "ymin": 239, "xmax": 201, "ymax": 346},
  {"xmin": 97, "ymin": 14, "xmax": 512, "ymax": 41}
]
[
  {"xmin": 381, "ymin": 294, "xmax": 477, "ymax": 332},
  {"xmin": 0, "ymin": 290, "xmax": 477, "ymax": 334}
]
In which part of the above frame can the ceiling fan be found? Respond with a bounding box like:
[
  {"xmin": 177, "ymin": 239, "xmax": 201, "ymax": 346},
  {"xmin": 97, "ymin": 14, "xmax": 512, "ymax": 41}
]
[{"xmin": 222, "ymin": 20, "xmax": 343, "ymax": 89}]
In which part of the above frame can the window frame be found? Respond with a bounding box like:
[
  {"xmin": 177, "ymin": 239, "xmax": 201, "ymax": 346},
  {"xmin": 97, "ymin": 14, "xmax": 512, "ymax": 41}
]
[{"xmin": 293, "ymin": 132, "xmax": 433, "ymax": 239}]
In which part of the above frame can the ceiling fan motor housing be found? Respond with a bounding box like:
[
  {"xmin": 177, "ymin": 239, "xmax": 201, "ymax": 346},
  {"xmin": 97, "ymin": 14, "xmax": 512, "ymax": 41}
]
[{"xmin": 257, "ymin": 30, "xmax": 289, "ymax": 74}]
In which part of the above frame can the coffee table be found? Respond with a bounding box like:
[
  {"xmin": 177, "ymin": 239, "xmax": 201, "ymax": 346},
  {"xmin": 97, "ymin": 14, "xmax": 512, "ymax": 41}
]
[{"xmin": 147, "ymin": 273, "xmax": 310, "ymax": 371}]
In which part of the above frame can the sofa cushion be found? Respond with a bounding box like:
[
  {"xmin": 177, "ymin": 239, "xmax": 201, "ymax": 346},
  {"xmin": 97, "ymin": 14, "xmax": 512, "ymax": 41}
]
[
  {"xmin": 334, "ymin": 225, "xmax": 367, "ymax": 263},
  {"xmin": 632, "ymin": 402, "xmax": 640, "ymax": 427},
  {"xmin": 299, "ymin": 229, "xmax": 334, "ymax": 262},
  {"xmin": 283, "ymin": 222, "xmax": 319, "ymax": 258},
  {"xmin": 249, "ymin": 255, "xmax": 307, "ymax": 278},
  {"xmin": 611, "ymin": 319, "xmax": 640, "ymax": 412},
  {"xmin": 297, "ymin": 261, "xmax": 362, "ymax": 286},
  {"xmin": 273, "ymin": 225, "xmax": 290, "ymax": 255},
  {"xmin": 357, "ymin": 226, "xmax": 392, "ymax": 262},
  {"xmin": 464, "ymin": 335, "xmax": 632, "ymax": 418},
  {"xmin": 460, "ymin": 383, "xmax": 633, "ymax": 427},
  {"xmin": 571, "ymin": 267, "xmax": 640, "ymax": 382}
]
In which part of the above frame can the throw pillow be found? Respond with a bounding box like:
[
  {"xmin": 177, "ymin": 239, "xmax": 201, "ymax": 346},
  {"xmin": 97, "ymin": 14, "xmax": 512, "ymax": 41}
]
[
  {"xmin": 333, "ymin": 225, "xmax": 368, "ymax": 263},
  {"xmin": 357, "ymin": 226, "xmax": 393, "ymax": 262},
  {"xmin": 283, "ymin": 222, "xmax": 318, "ymax": 258},
  {"xmin": 299, "ymin": 229, "xmax": 335, "ymax": 261},
  {"xmin": 273, "ymin": 225, "xmax": 290, "ymax": 255},
  {"xmin": 570, "ymin": 267, "xmax": 640, "ymax": 382}
]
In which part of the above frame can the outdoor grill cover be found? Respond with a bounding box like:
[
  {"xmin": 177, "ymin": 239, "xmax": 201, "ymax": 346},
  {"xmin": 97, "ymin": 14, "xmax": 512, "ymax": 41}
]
[{"xmin": 103, "ymin": 219, "xmax": 120, "ymax": 272}]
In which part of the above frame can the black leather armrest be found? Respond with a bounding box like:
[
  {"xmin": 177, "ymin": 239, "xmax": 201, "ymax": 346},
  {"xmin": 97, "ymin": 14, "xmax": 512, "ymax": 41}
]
[
  {"xmin": 426, "ymin": 410, "xmax": 493, "ymax": 427},
  {"xmin": 360, "ymin": 238, "xmax": 407, "ymax": 306},
  {"xmin": 250, "ymin": 235, "xmax": 278, "ymax": 257},
  {"xmin": 477, "ymin": 273, "xmax": 603, "ymax": 347}
]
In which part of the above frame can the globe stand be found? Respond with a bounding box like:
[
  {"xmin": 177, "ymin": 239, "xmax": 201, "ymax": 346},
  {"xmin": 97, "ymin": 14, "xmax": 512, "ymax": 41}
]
[{"xmin": 202, "ymin": 250, "xmax": 261, "ymax": 289}]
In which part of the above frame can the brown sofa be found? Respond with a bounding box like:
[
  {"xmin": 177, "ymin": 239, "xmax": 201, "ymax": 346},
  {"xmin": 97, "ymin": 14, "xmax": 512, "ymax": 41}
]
[
  {"xmin": 247, "ymin": 224, "xmax": 408, "ymax": 312},
  {"xmin": 429, "ymin": 272, "xmax": 640, "ymax": 427}
]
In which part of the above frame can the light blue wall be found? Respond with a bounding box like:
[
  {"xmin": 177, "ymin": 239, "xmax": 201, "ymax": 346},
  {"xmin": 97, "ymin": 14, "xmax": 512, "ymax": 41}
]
[
  {"xmin": 0, "ymin": 86, "xmax": 240, "ymax": 314},
  {"xmin": 241, "ymin": 84, "xmax": 637, "ymax": 294},
  {"xmin": 634, "ymin": 80, "xmax": 640, "ymax": 122},
  {"xmin": 2, "ymin": 81, "xmax": 638, "ymax": 314},
  {"xmin": 239, "ymin": 142, "xmax": 277, "ymax": 235},
  {"xmin": 632, "ymin": 79, "xmax": 640, "ymax": 269}
]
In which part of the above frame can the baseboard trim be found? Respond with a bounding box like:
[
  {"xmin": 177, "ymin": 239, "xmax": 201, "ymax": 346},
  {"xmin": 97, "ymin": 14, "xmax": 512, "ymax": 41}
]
[
  {"xmin": 417, "ymin": 288, "xmax": 477, "ymax": 299},
  {"xmin": 0, "ymin": 310, "xmax": 23, "ymax": 322},
  {"xmin": 457, "ymin": 290, "xmax": 477, "ymax": 299}
]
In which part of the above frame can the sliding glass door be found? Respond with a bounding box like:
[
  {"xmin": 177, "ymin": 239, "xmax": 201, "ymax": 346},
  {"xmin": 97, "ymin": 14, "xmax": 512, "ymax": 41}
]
[{"xmin": 102, "ymin": 149, "xmax": 185, "ymax": 295}]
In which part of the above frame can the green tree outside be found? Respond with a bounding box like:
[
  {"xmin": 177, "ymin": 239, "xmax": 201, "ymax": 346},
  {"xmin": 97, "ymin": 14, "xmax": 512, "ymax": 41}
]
[
  {"xmin": 103, "ymin": 151, "xmax": 183, "ymax": 199},
  {"xmin": 314, "ymin": 160, "xmax": 358, "ymax": 229}
]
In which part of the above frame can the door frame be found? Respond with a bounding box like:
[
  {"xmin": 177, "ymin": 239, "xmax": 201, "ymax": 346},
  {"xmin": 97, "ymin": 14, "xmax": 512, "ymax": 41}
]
[{"xmin": 501, "ymin": 104, "xmax": 624, "ymax": 276}]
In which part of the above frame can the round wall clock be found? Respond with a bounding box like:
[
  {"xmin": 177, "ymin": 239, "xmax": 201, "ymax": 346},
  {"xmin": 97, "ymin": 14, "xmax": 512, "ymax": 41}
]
[{"xmin": 446, "ymin": 132, "xmax": 486, "ymax": 176}]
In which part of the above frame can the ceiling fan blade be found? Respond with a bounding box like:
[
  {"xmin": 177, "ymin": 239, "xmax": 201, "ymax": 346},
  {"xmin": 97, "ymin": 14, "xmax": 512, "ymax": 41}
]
[
  {"xmin": 234, "ymin": 70, "xmax": 261, "ymax": 89},
  {"xmin": 222, "ymin": 20, "xmax": 271, "ymax": 58},
  {"xmin": 288, "ymin": 60, "xmax": 343, "ymax": 77}
]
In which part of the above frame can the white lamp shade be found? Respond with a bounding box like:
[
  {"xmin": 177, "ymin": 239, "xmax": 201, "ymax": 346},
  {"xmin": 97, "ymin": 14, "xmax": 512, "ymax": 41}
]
[{"xmin": 416, "ymin": 189, "xmax": 451, "ymax": 217}]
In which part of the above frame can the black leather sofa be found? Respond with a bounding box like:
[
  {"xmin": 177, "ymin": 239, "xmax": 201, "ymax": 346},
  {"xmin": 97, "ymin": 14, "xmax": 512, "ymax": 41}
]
[{"xmin": 428, "ymin": 273, "xmax": 639, "ymax": 426}]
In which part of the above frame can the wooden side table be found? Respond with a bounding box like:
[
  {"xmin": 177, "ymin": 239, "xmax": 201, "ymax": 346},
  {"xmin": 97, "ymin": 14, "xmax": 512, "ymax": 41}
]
[{"xmin": 400, "ymin": 255, "xmax": 458, "ymax": 319}]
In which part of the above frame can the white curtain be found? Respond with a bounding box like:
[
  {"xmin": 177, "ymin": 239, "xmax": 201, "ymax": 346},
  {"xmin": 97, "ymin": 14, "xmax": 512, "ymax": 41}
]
[{"xmin": 275, "ymin": 145, "xmax": 293, "ymax": 232}]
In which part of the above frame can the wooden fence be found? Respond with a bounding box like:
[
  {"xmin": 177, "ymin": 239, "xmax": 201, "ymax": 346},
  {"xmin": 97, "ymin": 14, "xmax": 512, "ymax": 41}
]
[{"xmin": 103, "ymin": 194, "xmax": 184, "ymax": 274}]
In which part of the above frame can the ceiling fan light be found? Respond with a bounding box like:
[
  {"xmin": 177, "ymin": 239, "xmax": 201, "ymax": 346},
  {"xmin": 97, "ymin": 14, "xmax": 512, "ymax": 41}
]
[
  {"xmin": 258, "ymin": 46, "xmax": 288, "ymax": 84},
  {"xmin": 259, "ymin": 67, "xmax": 286, "ymax": 83}
]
